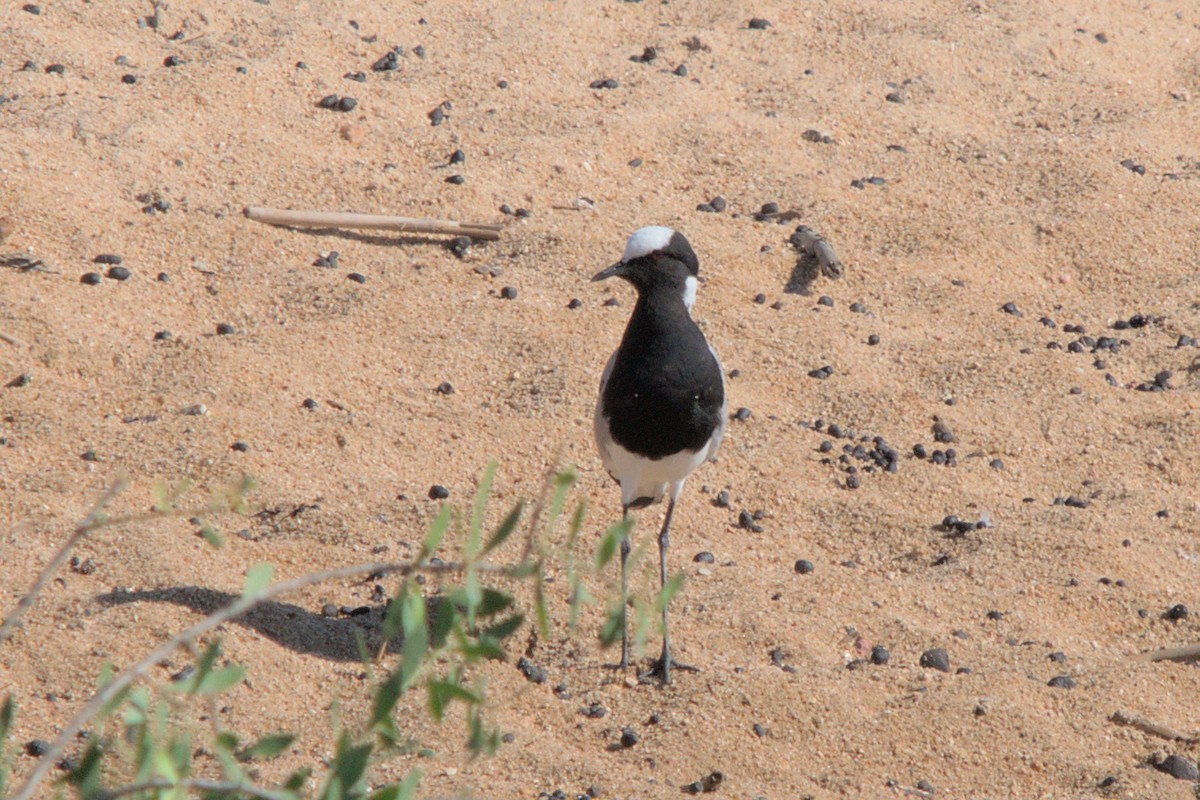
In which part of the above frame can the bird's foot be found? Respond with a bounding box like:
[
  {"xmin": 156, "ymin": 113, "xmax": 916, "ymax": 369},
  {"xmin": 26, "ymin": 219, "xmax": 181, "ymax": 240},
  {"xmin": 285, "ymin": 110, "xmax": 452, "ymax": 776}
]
[{"xmin": 639, "ymin": 655, "xmax": 699, "ymax": 684}]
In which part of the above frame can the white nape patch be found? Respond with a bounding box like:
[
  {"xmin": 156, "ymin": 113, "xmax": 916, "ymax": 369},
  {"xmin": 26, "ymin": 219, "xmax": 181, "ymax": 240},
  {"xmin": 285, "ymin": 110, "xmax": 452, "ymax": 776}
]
[
  {"xmin": 682, "ymin": 275, "xmax": 698, "ymax": 310},
  {"xmin": 622, "ymin": 226, "xmax": 675, "ymax": 263}
]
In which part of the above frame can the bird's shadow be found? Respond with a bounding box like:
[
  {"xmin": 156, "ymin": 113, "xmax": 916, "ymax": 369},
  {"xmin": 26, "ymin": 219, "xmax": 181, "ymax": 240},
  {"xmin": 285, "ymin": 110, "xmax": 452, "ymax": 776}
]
[
  {"xmin": 96, "ymin": 586, "xmax": 386, "ymax": 662},
  {"xmin": 783, "ymin": 251, "xmax": 821, "ymax": 295}
]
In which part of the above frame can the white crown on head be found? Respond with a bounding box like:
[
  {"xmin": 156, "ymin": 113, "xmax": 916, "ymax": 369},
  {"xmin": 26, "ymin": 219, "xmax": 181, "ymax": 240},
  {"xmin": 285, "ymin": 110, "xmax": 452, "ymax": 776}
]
[{"xmin": 621, "ymin": 226, "xmax": 676, "ymax": 263}]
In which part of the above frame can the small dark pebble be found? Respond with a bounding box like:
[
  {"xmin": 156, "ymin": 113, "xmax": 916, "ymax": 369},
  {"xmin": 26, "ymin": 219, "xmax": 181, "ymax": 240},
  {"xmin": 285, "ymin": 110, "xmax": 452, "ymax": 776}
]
[
  {"xmin": 500, "ymin": 286, "xmax": 518, "ymax": 300},
  {"xmin": 106, "ymin": 266, "xmax": 131, "ymax": 281},
  {"xmin": 215, "ymin": 322, "xmax": 235, "ymax": 336},
  {"xmin": 846, "ymin": 474, "xmax": 860, "ymax": 489},
  {"xmin": 867, "ymin": 334, "xmax": 880, "ymax": 345},
  {"xmin": 734, "ymin": 407, "xmax": 751, "ymax": 422},
  {"xmin": 713, "ymin": 490, "xmax": 730, "ymax": 508},
  {"xmin": 696, "ymin": 203, "xmax": 716, "ymax": 213},
  {"xmin": 817, "ymin": 295, "xmax": 834, "ymax": 307},
  {"xmin": 1156, "ymin": 509, "xmax": 1169, "ymax": 518},
  {"xmin": 1047, "ymin": 675, "xmax": 1076, "ymax": 689},
  {"xmin": 321, "ymin": 603, "xmax": 338, "ymax": 617},
  {"xmin": 919, "ymin": 647, "xmax": 950, "ymax": 672},
  {"xmin": 869, "ymin": 645, "xmax": 890, "ymax": 665},
  {"xmin": 794, "ymin": 559, "xmax": 814, "ymax": 574},
  {"xmin": 1155, "ymin": 754, "xmax": 1199, "ymax": 781},
  {"xmin": 752, "ymin": 723, "xmax": 767, "ymax": 738},
  {"xmin": 567, "ymin": 298, "xmax": 582, "ymax": 309},
  {"xmin": 885, "ymin": 91, "xmax": 904, "ymax": 103},
  {"xmin": 346, "ymin": 272, "xmax": 366, "ymax": 284},
  {"xmin": 449, "ymin": 148, "xmax": 465, "ymax": 164},
  {"xmin": 230, "ymin": 441, "xmax": 249, "ymax": 453},
  {"xmin": 1001, "ymin": 301, "xmax": 1021, "ymax": 316},
  {"xmin": 435, "ymin": 381, "xmax": 455, "ymax": 395},
  {"xmin": 747, "ymin": 18, "xmax": 772, "ymax": 29},
  {"xmin": 7, "ymin": 373, "xmax": 30, "ymax": 388},
  {"xmin": 344, "ymin": 71, "xmax": 366, "ymax": 82},
  {"xmin": 515, "ymin": 207, "xmax": 531, "ymax": 218},
  {"xmin": 760, "ymin": 201, "xmax": 780, "ymax": 215},
  {"xmin": 753, "ymin": 293, "xmax": 767, "ymax": 304},
  {"xmin": 628, "ymin": 158, "xmax": 642, "ymax": 167},
  {"xmin": 346, "ymin": 605, "xmax": 371, "ymax": 617},
  {"xmin": 23, "ymin": 3, "xmax": 41, "ymax": 13},
  {"xmin": 989, "ymin": 458, "xmax": 1004, "ymax": 470},
  {"xmin": 429, "ymin": 106, "xmax": 445, "ymax": 126},
  {"xmin": 986, "ymin": 610, "xmax": 1003, "ymax": 620},
  {"xmin": 674, "ymin": 64, "xmax": 688, "ymax": 77},
  {"xmin": 913, "ymin": 443, "xmax": 928, "ymax": 458},
  {"xmin": 80, "ymin": 272, "xmax": 103, "ymax": 285},
  {"xmin": 171, "ymin": 664, "xmax": 196, "ymax": 683},
  {"xmin": 589, "ymin": 78, "xmax": 619, "ymax": 90},
  {"xmin": 448, "ymin": 236, "xmax": 472, "ymax": 258},
  {"xmin": 517, "ymin": 656, "xmax": 547, "ymax": 684},
  {"xmin": 428, "ymin": 484, "xmax": 450, "ymax": 500},
  {"xmin": 849, "ymin": 301, "xmax": 867, "ymax": 313},
  {"xmin": 164, "ymin": 55, "xmax": 184, "ymax": 67},
  {"xmin": 121, "ymin": 74, "xmax": 138, "ymax": 84},
  {"xmin": 603, "ymin": 297, "xmax": 620, "ymax": 307},
  {"xmin": 317, "ymin": 94, "xmax": 340, "ymax": 109},
  {"xmin": 337, "ymin": 96, "xmax": 358, "ymax": 112},
  {"xmin": 1165, "ymin": 603, "xmax": 1189, "ymax": 621},
  {"xmin": 1097, "ymin": 775, "xmax": 1118, "ymax": 789},
  {"xmin": 693, "ymin": 551, "xmax": 714, "ymax": 564},
  {"xmin": 236, "ymin": 66, "xmax": 247, "ymax": 75},
  {"xmin": 372, "ymin": 50, "xmax": 400, "ymax": 72},
  {"xmin": 445, "ymin": 174, "xmax": 465, "ymax": 184},
  {"xmin": 631, "ymin": 46, "xmax": 657, "ymax": 63},
  {"xmin": 25, "ymin": 740, "xmax": 50, "ymax": 757},
  {"xmin": 157, "ymin": 272, "xmax": 170, "ymax": 282},
  {"xmin": 619, "ymin": 728, "xmax": 638, "ymax": 748},
  {"xmin": 808, "ymin": 365, "xmax": 833, "ymax": 379},
  {"xmin": 45, "ymin": 64, "xmax": 65, "ymax": 75},
  {"xmin": 1176, "ymin": 335, "xmax": 1194, "ymax": 348},
  {"xmin": 1119, "ymin": 158, "xmax": 1145, "ymax": 175},
  {"xmin": 818, "ymin": 440, "xmax": 832, "ymax": 453},
  {"xmin": 1048, "ymin": 651, "xmax": 1066, "ymax": 663},
  {"xmin": 94, "ymin": 254, "xmax": 123, "ymax": 264},
  {"xmin": 582, "ymin": 702, "xmax": 606, "ymax": 719}
]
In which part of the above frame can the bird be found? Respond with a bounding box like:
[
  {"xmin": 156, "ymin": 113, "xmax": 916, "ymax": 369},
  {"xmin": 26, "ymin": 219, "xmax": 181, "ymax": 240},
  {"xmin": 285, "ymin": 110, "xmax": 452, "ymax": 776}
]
[{"xmin": 592, "ymin": 226, "xmax": 726, "ymax": 683}]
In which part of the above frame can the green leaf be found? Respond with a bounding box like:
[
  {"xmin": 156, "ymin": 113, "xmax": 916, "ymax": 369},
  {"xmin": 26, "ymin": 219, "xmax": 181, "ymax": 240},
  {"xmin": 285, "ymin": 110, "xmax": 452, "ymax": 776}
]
[
  {"xmin": 370, "ymin": 669, "xmax": 404, "ymax": 731},
  {"xmin": 544, "ymin": 467, "xmax": 576, "ymax": 534},
  {"xmin": 657, "ymin": 572, "xmax": 686, "ymax": 610},
  {"xmin": 398, "ymin": 586, "xmax": 428, "ymax": 692},
  {"xmin": 284, "ymin": 766, "xmax": 313, "ymax": 793},
  {"xmin": 199, "ymin": 521, "xmax": 223, "ymax": 549},
  {"xmin": 321, "ymin": 731, "xmax": 373, "ymax": 800},
  {"xmin": 457, "ymin": 637, "xmax": 504, "ymax": 662},
  {"xmin": 194, "ymin": 664, "xmax": 245, "ymax": 696},
  {"xmin": 533, "ymin": 566, "xmax": 549, "ymax": 638},
  {"xmin": 477, "ymin": 588, "xmax": 513, "ymax": 617},
  {"xmin": 237, "ymin": 732, "xmax": 295, "ymax": 762},
  {"xmin": 242, "ymin": 562, "xmax": 274, "ymax": 598},
  {"xmin": 428, "ymin": 596, "xmax": 454, "ymax": 649},
  {"xmin": 428, "ymin": 680, "xmax": 478, "ymax": 723},
  {"xmin": 420, "ymin": 503, "xmax": 452, "ymax": 562},
  {"xmin": 462, "ymin": 568, "xmax": 482, "ymax": 629},
  {"xmin": 368, "ymin": 769, "xmax": 420, "ymax": 800},
  {"xmin": 63, "ymin": 739, "xmax": 103, "ymax": 796},
  {"xmin": 0, "ymin": 694, "xmax": 14, "ymax": 742},
  {"xmin": 481, "ymin": 502, "xmax": 522, "ymax": 556},
  {"xmin": 594, "ymin": 519, "xmax": 631, "ymax": 570},
  {"xmin": 466, "ymin": 462, "xmax": 498, "ymax": 561},
  {"xmin": 599, "ymin": 603, "xmax": 624, "ymax": 647},
  {"xmin": 481, "ymin": 612, "xmax": 524, "ymax": 643}
]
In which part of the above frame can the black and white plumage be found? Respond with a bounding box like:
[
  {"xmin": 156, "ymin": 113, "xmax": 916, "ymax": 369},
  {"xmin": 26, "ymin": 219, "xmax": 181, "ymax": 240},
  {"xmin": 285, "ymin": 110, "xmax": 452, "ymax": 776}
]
[{"xmin": 592, "ymin": 226, "xmax": 726, "ymax": 683}]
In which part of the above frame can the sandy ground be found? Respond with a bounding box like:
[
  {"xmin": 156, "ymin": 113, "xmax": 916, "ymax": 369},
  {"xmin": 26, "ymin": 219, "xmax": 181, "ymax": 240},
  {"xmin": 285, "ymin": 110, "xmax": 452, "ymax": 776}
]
[{"xmin": 2, "ymin": 0, "xmax": 1200, "ymax": 797}]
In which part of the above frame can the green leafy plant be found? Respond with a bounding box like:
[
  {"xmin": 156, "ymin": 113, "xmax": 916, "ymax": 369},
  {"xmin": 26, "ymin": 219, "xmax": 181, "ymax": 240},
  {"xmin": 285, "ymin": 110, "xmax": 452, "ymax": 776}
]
[{"xmin": 0, "ymin": 462, "xmax": 676, "ymax": 800}]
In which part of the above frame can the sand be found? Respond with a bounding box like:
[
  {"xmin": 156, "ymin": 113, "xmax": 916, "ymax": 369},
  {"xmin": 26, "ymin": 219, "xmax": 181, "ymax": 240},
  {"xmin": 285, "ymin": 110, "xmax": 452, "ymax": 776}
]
[{"xmin": 2, "ymin": 0, "xmax": 1199, "ymax": 797}]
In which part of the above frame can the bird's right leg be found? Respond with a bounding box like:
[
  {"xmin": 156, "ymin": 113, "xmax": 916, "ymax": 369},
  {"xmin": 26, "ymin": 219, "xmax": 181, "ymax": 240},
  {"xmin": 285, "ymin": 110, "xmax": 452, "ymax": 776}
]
[{"xmin": 619, "ymin": 504, "xmax": 631, "ymax": 668}]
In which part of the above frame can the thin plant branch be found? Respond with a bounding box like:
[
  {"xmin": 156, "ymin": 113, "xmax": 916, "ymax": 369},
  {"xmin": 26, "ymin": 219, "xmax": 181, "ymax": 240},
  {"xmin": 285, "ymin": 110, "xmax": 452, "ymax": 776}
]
[
  {"xmin": 1134, "ymin": 643, "xmax": 1200, "ymax": 663},
  {"xmin": 243, "ymin": 206, "xmax": 504, "ymax": 241},
  {"xmin": 0, "ymin": 478, "xmax": 127, "ymax": 646},
  {"xmin": 11, "ymin": 558, "xmax": 513, "ymax": 800},
  {"xmin": 1109, "ymin": 709, "xmax": 1199, "ymax": 743}
]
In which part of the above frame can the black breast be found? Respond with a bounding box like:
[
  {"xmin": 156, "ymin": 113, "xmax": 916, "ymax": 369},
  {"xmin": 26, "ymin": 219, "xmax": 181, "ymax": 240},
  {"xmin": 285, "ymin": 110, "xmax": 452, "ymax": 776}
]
[{"xmin": 601, "ymin": 295, "xmax": 724, "ymax": 460}]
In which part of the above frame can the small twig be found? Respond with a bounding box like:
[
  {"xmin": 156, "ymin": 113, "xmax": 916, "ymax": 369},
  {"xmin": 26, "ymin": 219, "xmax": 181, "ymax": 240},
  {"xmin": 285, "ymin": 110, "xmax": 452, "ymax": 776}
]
[
  {"xmin": 0, "ymin": 478, "xmax": 128, "ymax": 647},
  {"xmin": 789, "ymin": 225, "xmax": 844, "ymax": 279},
  {"xmin": 98, "ymin": 777, "xmax": 293, "ymax": 800},
  {"xmin": 1110, "ymin": 710, "xmax": 1199, "ymax": 743},
  {"xmin": 1134, "ymin": 643, "xmax": 1200, "ymax": 663},
  {"xmin": 11, "ymin": 557, "xmax": 513, "ymax": 800},
  {"xmin": 243, "ymin": 206, "xmax": 503, "ymax": 241},
  {"xmin": 0, "ymin": 331, "xmax": 20, "ymax": 346}
]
